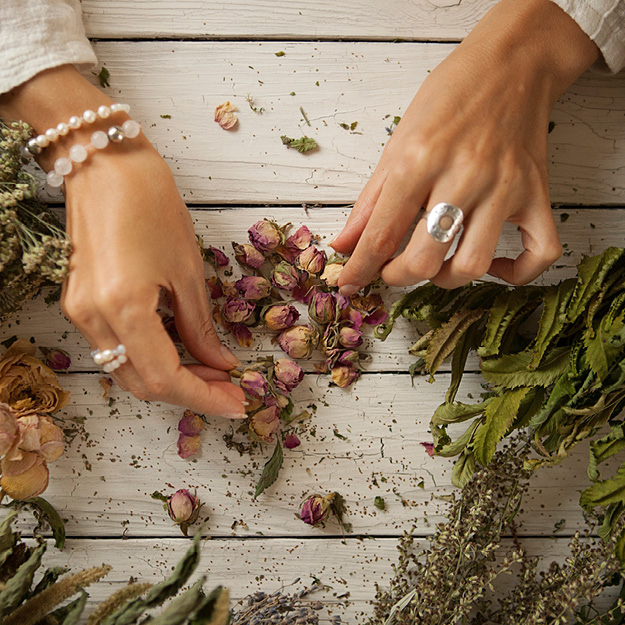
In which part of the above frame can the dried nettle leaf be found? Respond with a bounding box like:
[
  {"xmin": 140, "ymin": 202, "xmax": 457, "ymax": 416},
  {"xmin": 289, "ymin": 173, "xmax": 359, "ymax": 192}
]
[{"xmin": 254, "ymin": 439, "xmax": 283, "ymax": 499}]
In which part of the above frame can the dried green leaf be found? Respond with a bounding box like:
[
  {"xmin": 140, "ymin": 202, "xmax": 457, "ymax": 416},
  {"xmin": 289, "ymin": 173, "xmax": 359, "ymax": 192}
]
[
  {"xmin": 254, "ymin": 440, "xmax": 283, "ymax": 499},
  {"xmin": 436, "ymin": 419, "xmax": 482, "ymax": 458},
  {"xmin": 0, "ymin": 542, "xmax": 46, "ymax": 617},
  {"xmin": 60, "ymin": 590, "xmax": 88, "ymax": 625},
  {"xmin": 95, "ymin": 67, "xmax": 110, "ymax": 88},
  {"xmin": 589, "ymin": 425, "xmax": 625, "ymax": 481},
  {"xmin": 583, "ymin": 301, "xmax": 625, "ymax": 380},
  {"xmin": 0, "ymin": 511, "xmax": 18, "ymax": 569},
  {"xmin": 431, "ymin": 400, "xmax": 492, "ymax": 427},
  {"xmin": 473, "ymin": 388, "xmax": 531, "ymax": 466},
  {"xmin": 446, "ymin": 319, "xmax": 483, "ymax": 403},
  {"xmin": 147, "ymin": 579, "xmax": 207, "ymax": 625},
  {"xmin": 451, "ymin": 450, "xmax": 476, "ymax": 488},
  {"xmin": 25, "ymin": 497, "xmax": 66, "ymax": 549},
  {"xmin": 280, "ymin": 135, "xmax": 318, "ymax": 153},
  {"xmin": 580, "ymin": 462, "xmax": 625, "ymax": 510},
  {"xmin": 374, "ymin": 496, "xmax": 386, "ymax": 511},
  {"xmin": 188, "ymin": 586, "xmax": 228, "ymax": 625}
]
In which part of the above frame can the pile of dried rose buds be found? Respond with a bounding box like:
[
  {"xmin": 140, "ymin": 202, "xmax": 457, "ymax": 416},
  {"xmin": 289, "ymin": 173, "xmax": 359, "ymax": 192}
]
[{"xmin": 206, "ymin": 219, "xmax": 388, "ymax": 389}]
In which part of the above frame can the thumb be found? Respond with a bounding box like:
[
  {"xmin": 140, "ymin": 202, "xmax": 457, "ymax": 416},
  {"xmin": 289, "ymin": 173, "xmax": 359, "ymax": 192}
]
[{"xmin": 172, "ymin": 283, "xmax": 240, "ymax": 371}]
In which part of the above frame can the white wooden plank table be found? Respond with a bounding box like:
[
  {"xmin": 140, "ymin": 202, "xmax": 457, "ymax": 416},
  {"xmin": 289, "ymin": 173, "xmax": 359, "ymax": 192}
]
[{"xmin": 4, "ymin": 1, "xmax": 625, "ymax": 621}]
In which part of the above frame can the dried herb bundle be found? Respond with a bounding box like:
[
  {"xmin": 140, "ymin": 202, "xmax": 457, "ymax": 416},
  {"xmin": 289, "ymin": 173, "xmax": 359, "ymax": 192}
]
[
  {"xmin": 377, "ymin": 247, "xmax": 625, "ymax": 557},
  {"xmin": 0, "ymin": 120, "xmax": 71, "ymax": 322}
]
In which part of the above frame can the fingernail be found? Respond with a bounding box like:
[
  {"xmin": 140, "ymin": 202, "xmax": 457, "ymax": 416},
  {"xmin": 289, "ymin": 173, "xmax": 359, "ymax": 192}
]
[
  {"xmin": 225, "ymin": 412, "xmax": 247, "ymax": 420},
  {"xmin": 242, "ymin": 400, "xmax": 250, "ymax": 406},
  {"xmin": 339, "ymin": 284, "xmax": 360, "ymax": 297},
  {"xmin": 329, "ymin": 235, "xmax": 338, "ymax": 246},
  {"xmin": 220, "ymin": 345, "xmax": 241, "ymax": 368}
]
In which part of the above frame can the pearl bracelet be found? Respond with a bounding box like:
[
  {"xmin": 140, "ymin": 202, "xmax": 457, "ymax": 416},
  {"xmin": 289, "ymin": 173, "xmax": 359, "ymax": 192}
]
[
  {"xmin": 46, "ymin": 119, "xmax": 142, "ymax": 188},
  {"xmin": 23, "ymin": 103, "xmax": 131, "ymax": 157}
]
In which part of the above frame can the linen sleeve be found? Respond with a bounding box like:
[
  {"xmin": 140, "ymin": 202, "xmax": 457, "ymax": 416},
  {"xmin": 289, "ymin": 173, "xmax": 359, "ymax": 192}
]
[
  {"xmin": 0, "ymin": 0, "xmax": 97, "ymax": 95},
  {"xmin": 549, "ymin": 0, "xmax": 625, "ymax": 73}
]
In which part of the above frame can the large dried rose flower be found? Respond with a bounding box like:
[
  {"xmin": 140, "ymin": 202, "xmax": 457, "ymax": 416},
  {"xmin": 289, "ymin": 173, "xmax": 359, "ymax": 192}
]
[
  {"xmin": 0, "ymin": 340, "xmax": 70, "ymax": 416},
  {"xmin": 0, "ymin": 403, "xmax": 18, "ymax": 457}
]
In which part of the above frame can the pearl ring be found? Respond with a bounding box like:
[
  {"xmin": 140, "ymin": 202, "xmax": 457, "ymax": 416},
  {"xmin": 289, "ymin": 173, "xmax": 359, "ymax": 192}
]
[{"xmin": 91, "ymin": 344, "xmax": 128, "ymax": 373}]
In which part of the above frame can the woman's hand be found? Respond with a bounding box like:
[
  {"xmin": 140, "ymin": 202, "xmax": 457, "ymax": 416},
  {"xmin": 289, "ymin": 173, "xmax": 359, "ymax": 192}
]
[
  {"xmin": 0, "ymin": 65, "xmax": 247, "ymax": 417},
  {"xmin": 332, "ymin": 0, "xmax": 600, "ymax": 294}
]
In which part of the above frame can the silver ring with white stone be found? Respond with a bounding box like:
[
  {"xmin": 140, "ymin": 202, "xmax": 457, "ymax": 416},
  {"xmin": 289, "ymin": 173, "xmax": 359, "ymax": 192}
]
[
  {"xmin": 91, "ymin": 344, "xmax": 128, "ymax": 373},
  {"xmin": 426, "ymin": 203, "xmax": 464, "ymax": 244}
]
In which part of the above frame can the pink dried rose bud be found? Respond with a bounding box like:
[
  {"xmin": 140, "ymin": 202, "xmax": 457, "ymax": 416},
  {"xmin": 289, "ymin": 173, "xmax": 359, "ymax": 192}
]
[
  {"xmin": 240, "ymin": 370, "xmax": 269, "ymax": 399},
  {"xmin": 273, "ymin": 358, "xmax": 304, "ymax": 393},
  {"xmin": 248, "ymin": 219, "xmax": 284, "ymax": 253},
  {"xmin": 214, "ymin": 101, "xmax": 238, "ymax": 130},
  {"xmin": 232, "ymin": 242, "xmax": 265, "ymax": 270},
  {"xmin": 284, "ymin": 432, "xmax": 301, "ymax": 449},
  {"xmin": 249, "ymin": 405, "xmax": 281, "ymax": 443},
  {"xmin": 167, "ymin": 489, "xmax": 201, "ymax": 535},
  {"xmin": 222, "ymin": 297, "xmax": 256, "ymax": 324},
  {"xmin": 339, "ymin": 326, "xmax": 363, "ymax": 349},
  {"xmin": 320, "ymin": 262, "xmax": 344, "ymax": 288},
  {"xmin": 0, "ymin": 403, "xmax": 17, "ymax": 457},
  {"xmin": 231, "ymin": 323, "xmax": 254, "ymax": 347},
  {"xmin": 271, "ymin": 261, "xmax": 300, "ymax": 292},
  {"xmin": 236, "ymin": 276, "xmax": 272, "ymax": 301},
  {"xmin": 299, "ymin": 493, "xmax": 335, "ymax": 526},
  {"xmin": 263, "ymin": 304, "xmax": 300, "ymax": 331},
  {"xmin": 38, "ymin": 347, "xmax": 71, "ymax": 373},
  {"xmin": 331, "ymin": 364, "xmax": 360, "ymax": 388},
  {"xmin": 205, "ymin": 276, "xmax": 224, "ymax": 300},
  {"xmin": 308, "ymin": 290, "xmax": 336, "ymax": 325},
  {"xmin": 297, "ymin": 246, "xmax": 326, "ymax": 275},
  {"xmin": 276, "ymin": 325, "xmax": 318, "ymax": 359},
  {"xmin": 337, "ymin": 350, "xmax": 360, "ymax": 366},
  {"xmin": 177, "ymin": 410, "xmax": 205, "ymax": 459},
  {"xmin": 204, "ymin": 246, "xmax": 230, "ymax": 268}
]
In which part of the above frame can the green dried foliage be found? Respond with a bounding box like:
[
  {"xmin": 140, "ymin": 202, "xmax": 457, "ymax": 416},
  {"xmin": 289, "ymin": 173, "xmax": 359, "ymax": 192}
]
[
  {"xmin": 378, "ymin": 247, "xmax": 625, "ymax": 556},
  {"xmin": 367, "ymin": 441, "xmax": 625, "ymax": 625},
  {"xmin": 0, "ymin": 120, "xmax": 71, "ymax": 322}
]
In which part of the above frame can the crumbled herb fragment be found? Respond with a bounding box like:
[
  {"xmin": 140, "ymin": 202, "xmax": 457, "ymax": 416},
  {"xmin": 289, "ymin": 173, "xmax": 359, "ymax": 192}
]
[
  {"xmin": 280, "ymin": 135, "xmax": 318, "ymax": 153},
  {"xmin": 275, "ymin": 51, "xmax": 286, "ymax": 57},
  {"xmin": 94, "ymin": 66, "xmax": 110, "ymax": 88},
  {"xmin": 374, "ymin": 496, "xmax": 386, "ymax": 511}
]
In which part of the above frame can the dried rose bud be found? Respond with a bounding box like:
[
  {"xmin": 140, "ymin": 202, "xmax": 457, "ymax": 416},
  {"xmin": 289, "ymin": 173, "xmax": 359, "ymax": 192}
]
[
  {"xmin": 236, "ymin": 276, "xmax": 272, "ymax": 301},
  {"xmin": 300, "ymin": 494, "xmax": 330, "ymax": 526},
  {"xmin": 284, "ymin": 432, "xmax": 301, "ymax": 449},
  {"xmin": 177, "ymin": 410, "xmax": 204, "ymax": 459},
  {"xmin": 337, "ymin": 350, "xmax": 359, "ymax": 366},
  {"xmin": 232, "ymin": 323, "xmax": 254, "ymax": 347},
  {"xmin": 167, "ymin": 489, "xmax": 201, "ymax": 535},
  {"xmin": 263, "ymin": 304, "xmax": 300, "ymax": 330},
  {"xmin": 320, "ymin": 262, "xmax": 344, "ymax": 288},
  {"xmin": 271, "ymin": 261, "xmax": 300, "ymax": 292},
  {"xmin": 204, "ymin": 246, "xmax": 230, "ymax": 268},
  {"xmin": 331, "ymin": 364, "xmax": 360, "ymax": 388},
  {"xmin": 232, "ymin": 242, "xmax": 265, "ymax": 270},
  {"xmin": 206, "ymin": 276, "xmax": 224, "ymax": 300},
  {"xmin": 39, "ymin": 347, "xmax": 71, "ymax": 373},
  {"xmin": 308, "ymin": 290, "xmax": 336, "ymax": 325},
  {"xmin": 265, "ymin": 392, "xmax": 290, "ymax": 410},
  {"xmin": 222, "ymin": 297, "xmax": 256, "ymax": 324},
  {"xmin": 240, "ymin": 370, "xmax": 269, "ymax": 398},
  {"xmin": 248, "ymin": 219, "xmax": 284, "ymax": 253},
  {"xmin": 341, "ymin": 307, "xmax": 363, "ymax": 331},
  {"xmin": 273, "ymin": 358, "xmax": 304, "ymax": 393},
  {"xmin": 249, "ymin": 405, "xmax": 280, "ymax": 443},
  {"xmin": 297, "ymin": 246, "xmax": 326, "ymax": 275},
  {"xmin": 420, "ymin": 442, "xmax": 436, "ymax": 457},
  {"xmin": 221, "ymin": 280, "xmax": 238, "ymax": 298},
  {"xmin": 339, "ymin": 326, "xmax": 363, "ymax": 349},
  {"xmin": 276, "ymin": 325, "xmax": 318, "ymax": 360},
  {"xmin": 214, "ymin": 101, "xmax": 238, "ymax": 130}
]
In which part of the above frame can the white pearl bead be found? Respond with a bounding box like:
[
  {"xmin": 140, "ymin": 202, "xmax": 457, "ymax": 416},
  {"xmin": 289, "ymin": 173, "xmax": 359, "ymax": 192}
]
[
  {"xmin": 116, "ymin": 354, "xmax": 128, "ymax": 364},
  {"xmin": 56, "ymin": 122, "xmax": 69, "ymax": 136},
  {"xmin": 54, "ymin": 157, "xmax": 72, "ymax": 176},
  {"xmin": 45, "ymin": 128, "xmax": 59, "ymax": 142},
  {"xmin": 46, "ymin": 170, "xmax": 64, "ymax": 188},
  {"xmin": 116, "ymin": 344, "xmax": 127, "ymax": 355},
  {"xmin": 83, "ymin": 109, "xmax": 97, "ymax": 124},
  {"xmin": 110, "ymin": 103, "xmax": 124, "ymax": 113},
  {"xmin": 97, "ymin": 105, "xmax": 111, "ymax": 119},
  {"xmin": 100, "ymin": 349, "xmax": 114, "ymax": 362},
  {"xmin": 103, "ymin": 362, "xmax": 115, "ymax": 373},
  {"xmin": 90, "ymin": 130, "xmax": 109, "ymax": 149},
  {"xmin": 93, "ymin": 351, "xmax": 105, "ymax": 365},
  {"xmin": 69, "ymin": 144, "xmax": 88, "ymax": 163},
  {"xmin": 122, "ymin": 119, "xmax": 141, "ymax": 139},
  {"xmin": 68, "ymin": 116, "xmax": 82, "ymax": 129},
  {"xmin": 120, "ymin": 103, "xmax": 131, "ymax": 113},
  {"xmin": 35, "ymin": 134, "xmax": 50, "ymax": 148}
]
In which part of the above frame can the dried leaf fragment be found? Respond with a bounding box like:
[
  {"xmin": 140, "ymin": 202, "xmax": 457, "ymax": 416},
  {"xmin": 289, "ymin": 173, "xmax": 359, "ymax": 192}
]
[
  {"xmin": 214, "ymin": 101, "xmax": 239, "ymax": 130},
  {"xmin": 280, "ymin": 135, "xmax": 318, "ymax": 153}
]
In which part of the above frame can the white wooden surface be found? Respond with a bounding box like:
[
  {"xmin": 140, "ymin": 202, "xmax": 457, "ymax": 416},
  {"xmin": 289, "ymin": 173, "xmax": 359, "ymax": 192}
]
[{"xmin": 4, "ymin": 0, "xmax": 625, "ymax": 621}]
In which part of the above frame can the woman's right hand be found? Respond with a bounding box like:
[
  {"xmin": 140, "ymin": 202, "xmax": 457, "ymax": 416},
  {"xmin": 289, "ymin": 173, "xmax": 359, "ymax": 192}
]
[{"xmin": 0, "ymin": 65, "xmax": 247, "ymax": 418}]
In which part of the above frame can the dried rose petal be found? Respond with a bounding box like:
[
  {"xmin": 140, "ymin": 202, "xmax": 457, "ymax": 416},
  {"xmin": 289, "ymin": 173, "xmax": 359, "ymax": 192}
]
[
  {"xmin": 248, "ymin": 220, "xmax": 284, "ymax": 253},
  {"xmin": 232, "ymin": 323, "xmax": 254, "ymax": 347},
  {"xmin": 331, "ymin": 364, "xmax": 360, "ymax": 388},
  {"xmin": 276, "ymin": 325, "xmax": 318, "ymax": 359},
  {"xmin": 39, "ymin": 347, "xmax": 71, "ymax": 373},
  {"xmin": 285, "ymin": 225, "xmax": 312, "ymax": 253},
  {"xmin": 273, "ymin": 358, "xmax": 304, "ymax": 393},
  {"xmin": 177, "ymin": 434, "xmax": 201, "ymax": 459},
  {"xmin": 232, "ymin": 242, "xmax": 265, "ymax": 270},
  {"xmin": 240, "ymin": 370, "xmax": 269, "ymax": 399},
  {"xmin": 206, "ymin": 276, "xmax": 224, "ymax": 300},
  {"xmin": 249, "ymin": 406, "xmax": 280, "ymax": 443},
  {"xmin": 99, "ymin": 376, "xmax": 113, "ymax": 398},
  {"xmin": 0, "ymin": 403, "xmax": 17, "ymax": 457},
  {"xmin": 341, "ymin": 307, "xmax": 363, "ymax": 331},
  {"xmin": 297, "ymin": 246, "xmax": 326, "ymax": 275},
  {"xmin": 320, "ymin": 262, "xmax": 343, "ymax": 288},
  {"xmin": 420, "ymin": 442, "xmax": 436, "ymax": 457},
  {"xmin": 284, "ymin": 432, "xmax": 301, "ymax": 449},
  {"xmin": 264, "ymin": 304, "xmax": 300, "ymax": 331},
  {"xmin": 365, "ymin": 306, "xmax": 389, "ymax": 326},
  {"xmin": 236, "ymin": 276, "xmax": 272, "ymax": 301},
  {"xmin": 337, "ymin": 350, "xmax": 359, "ymax": 366},
  {"xmin": 222, "ymin": 297, "xmax": 256, "ymax": 324},
  {"xmin": 204, "ymin": 246, "xmax": 230, "ymax": 268},
  {"xmin": 214, "ymin": 101, "xmax": 238, "ymax": 130},
  {"xmin": 0, "ymin": 459, "xmax": 49, "ymax": 500}
]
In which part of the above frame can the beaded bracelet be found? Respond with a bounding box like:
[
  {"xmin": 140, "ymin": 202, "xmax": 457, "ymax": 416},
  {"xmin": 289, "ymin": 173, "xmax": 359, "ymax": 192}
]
[
  {"xmin": 23, "ymin": 103, "xmax": 131, "ymax": 158},
  {"xmin": 46, "ymin": 119, "xmax": 142, "ymax": 188}
]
